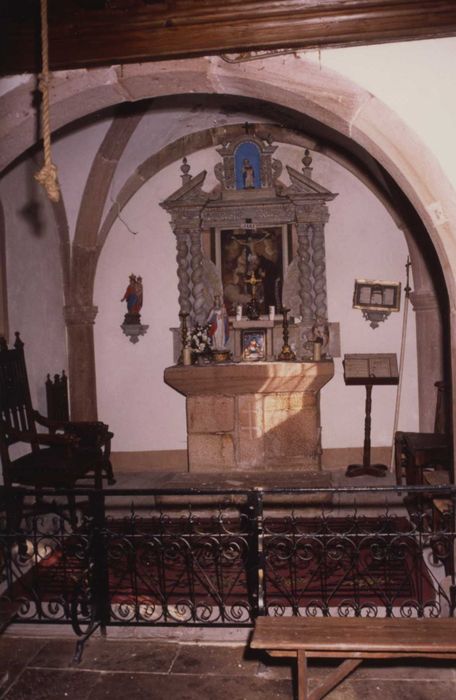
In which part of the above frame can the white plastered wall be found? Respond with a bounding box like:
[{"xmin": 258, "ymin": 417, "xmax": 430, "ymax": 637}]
[{"xmin": 0, "ymin": 158, "xmax": 67, "ymax": 415}]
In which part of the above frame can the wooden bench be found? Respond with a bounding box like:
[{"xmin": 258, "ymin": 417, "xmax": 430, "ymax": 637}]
[{"xmin": 251, "ymin": 616, "xmax": 456, "ymax": 700}]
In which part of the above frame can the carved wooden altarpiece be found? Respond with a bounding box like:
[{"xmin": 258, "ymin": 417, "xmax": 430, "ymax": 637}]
[{"xmin": 160, "ymin": 130, "xmax": 338, "ymax": 360}]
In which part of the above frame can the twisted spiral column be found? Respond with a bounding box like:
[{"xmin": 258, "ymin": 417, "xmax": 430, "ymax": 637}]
[
  {"xmin": 190, "ymin": 229, "xmax": 206, "ymax": 325},
  {"xmin": 175, "ymin": 231, "xmax": 191, "ymax": 318},
  {"xmin": 297, "ymin": 223, "xmax": 314, "ymax": 323},
  {"xmin": 311, "ymin": 222, "xmax": 328, "ymax": 320}
]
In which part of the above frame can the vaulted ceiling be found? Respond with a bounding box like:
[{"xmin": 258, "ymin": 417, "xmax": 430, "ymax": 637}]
[{"xmin": 2, "ymin": 0, "xmax": 456, "ymax": 76}]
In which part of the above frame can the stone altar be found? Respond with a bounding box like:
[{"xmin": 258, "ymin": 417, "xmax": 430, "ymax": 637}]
[{"xmin": 164, "ymin": 360, "xmax": 334, "ymax": 472}]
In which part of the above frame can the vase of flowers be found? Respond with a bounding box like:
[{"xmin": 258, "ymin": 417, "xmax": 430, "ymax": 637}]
[{"xmin": 187, "ymin": 323, "xmax": 212, "ymax": 364}]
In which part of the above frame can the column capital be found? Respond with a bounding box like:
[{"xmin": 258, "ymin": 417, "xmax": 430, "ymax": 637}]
[
  {"xmin": 64, "ymin": 304, "xmax": 98, "ymax": 325},
  {"xmin": 409, "ymin": 290, "xmax": 439, "ymax": 312}
]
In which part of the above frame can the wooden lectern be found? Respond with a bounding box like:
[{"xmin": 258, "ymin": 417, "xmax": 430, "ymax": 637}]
[{"xmin": 343, "ymin": 353, "xmax": 399, "ymax": 477}]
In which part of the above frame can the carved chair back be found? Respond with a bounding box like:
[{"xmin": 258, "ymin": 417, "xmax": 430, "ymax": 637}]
[
  {"xmin": 46, "ymin": 371, "xmax": 69, "ymax": 423},
  {"xmin": 0, "ymin": 333, "xmax": 38, "ymax": 458},
  {"xmin": 0, "ymin": 333, "xmax": 115, "ymax": 525}
]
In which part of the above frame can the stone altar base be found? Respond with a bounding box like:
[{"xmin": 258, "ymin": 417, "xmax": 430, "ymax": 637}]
[{"xmin": 164, "ymin": 361, "xmax": 334, "ymax": 472}]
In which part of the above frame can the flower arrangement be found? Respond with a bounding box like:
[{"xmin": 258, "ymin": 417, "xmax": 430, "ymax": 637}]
[{"xmin": 187, "ymin": 323, "xmax": 212, "ymax": 356}]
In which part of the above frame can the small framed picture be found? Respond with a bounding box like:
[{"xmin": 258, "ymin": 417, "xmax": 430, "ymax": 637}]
[
  {"xmin": 353, "ymin": 279, "xmax": 401, "ymax": 312},
  {"xmin": 241, "ymin": 329, "xmax": 266, "ymax": 361}
]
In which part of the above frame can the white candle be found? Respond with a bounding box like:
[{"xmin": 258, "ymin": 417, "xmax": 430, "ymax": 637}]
[
  {"xmin": 269, "ymin": 305, "xmax": 275, "ymax": 321},
  {"xmin": 183, "ymin": 347, "xmax": 192, "ymax": 366},
  {"xmin": 236, "ymin": 305, "xmax": 242, "ymax": 321}
]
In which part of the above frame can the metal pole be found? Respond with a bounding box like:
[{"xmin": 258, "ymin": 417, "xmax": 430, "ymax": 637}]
[{"xmin": 390, "ymin": 257, "xmax": 412, "ymax": 470}]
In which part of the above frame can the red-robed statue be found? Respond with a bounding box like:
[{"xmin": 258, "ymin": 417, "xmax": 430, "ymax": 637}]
[{"xmin": 121, "ymin": 274, "xmax": 143, "ymax": 322}]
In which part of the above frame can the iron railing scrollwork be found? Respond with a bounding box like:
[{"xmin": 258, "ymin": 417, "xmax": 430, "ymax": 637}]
[{"xmin": 1, "ymin": 484, "xmax": 455, "ymax": 649}]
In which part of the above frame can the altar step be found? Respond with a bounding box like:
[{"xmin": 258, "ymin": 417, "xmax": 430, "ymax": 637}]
[
  {"xmin": 103, "ymin": 467, "xmax": 403, "ymax": 517},
  {"xmin": 100, "ymin": 469, "xmax": 332, "ymax": 511}
]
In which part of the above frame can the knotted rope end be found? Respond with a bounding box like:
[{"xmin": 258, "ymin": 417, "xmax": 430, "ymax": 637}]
[{"xmin": 34, "ymin": 162, "xmax": 61, "ymax": 203}]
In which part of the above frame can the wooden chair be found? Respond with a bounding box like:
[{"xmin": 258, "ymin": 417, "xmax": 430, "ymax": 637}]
[
  {"xmin": 394, "ymin": 381, "xmax": 452, "ymax": 485},
  {"xmin": 0, "ymin": 332, "xmax": 115, "ymax": 525}
]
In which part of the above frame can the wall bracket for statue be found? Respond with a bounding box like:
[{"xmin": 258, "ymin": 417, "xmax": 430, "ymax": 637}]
[{"xmin": 121, "ymin": 321, "xmax": 149, "ymax": 344}]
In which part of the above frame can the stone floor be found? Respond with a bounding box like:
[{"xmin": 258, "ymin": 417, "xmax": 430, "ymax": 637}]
[{"xmin": 1, "ymin": 633, "xmax": 455, "ymax": 699}]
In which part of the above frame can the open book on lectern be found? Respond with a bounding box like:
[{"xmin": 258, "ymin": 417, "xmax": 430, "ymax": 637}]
[{"xmin": 343, "ymin": 353, "xmax": 399, "ymax": 385}]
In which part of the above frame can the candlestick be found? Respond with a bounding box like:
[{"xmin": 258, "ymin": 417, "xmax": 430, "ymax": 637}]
[
  {"xmin": 277, "ymin": 307, "xmax": 296, "ymax": 361},
  {"xmin": 245, "ymin": 270, "xmax": 261, "ymax": 320}
]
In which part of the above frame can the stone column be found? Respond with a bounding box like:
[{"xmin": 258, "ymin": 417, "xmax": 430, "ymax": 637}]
[
  {"xmin": 0, "ymin": 218, "xmax": 8, "ymax": 340},
  {"xmin": 64, "ymin": 304, "xmax": 98, "ymax": 421},
  {"xmin": 409, "ymin": 289, "xmax": 444, "ymax": 431},
  {"xmin": 450, "ymin": 308, "xmax": 456, "ymax": 449},
  {"xmin": 296, "ymin": 221, "xmax": 313, "ymax": 324}
]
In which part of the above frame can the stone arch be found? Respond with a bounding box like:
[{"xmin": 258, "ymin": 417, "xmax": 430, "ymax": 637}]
[
  {"xmin": 2, "ymin": 56, "xmax": 455, "ymax": 293},
  {"xmin": 1, "ymin": 56, "xmax": 455, "ymax": 434},
  {"xmin": 0, "ymin": 56, "xmax": 456, "ymax": 274},
  {"xmin": 0, "ymin": 201, "xmax": 8, "ymax": 339}
]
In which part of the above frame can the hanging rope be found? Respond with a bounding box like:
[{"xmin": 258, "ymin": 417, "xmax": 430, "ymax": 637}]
[
  {"xmin": 390, "ymin": 256, "xmax": 412, "ymax": 469},
  {"xmin": 34, "ymin": 0, "xmax": 61, "ymax": 203}
]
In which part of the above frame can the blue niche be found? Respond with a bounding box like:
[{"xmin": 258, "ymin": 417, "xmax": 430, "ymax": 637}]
[{"xmin": 235, "ymin": 142, "xmax": 261, "ymax": 190}]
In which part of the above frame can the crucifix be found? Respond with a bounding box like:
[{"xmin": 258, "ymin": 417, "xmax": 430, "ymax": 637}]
[
  {"xmin": 245, "ymin": 270, "xmax": 261, "ymax": 320},
  {"xmin": 246, "ymin": 269, "xmax": 260, "ymax": 295},
  {"xmin": 232, "ymin": 224, "xmax": 270, "ymax": 261}
]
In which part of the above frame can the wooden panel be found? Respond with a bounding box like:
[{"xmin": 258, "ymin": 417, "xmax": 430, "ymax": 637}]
[
  {"xmin": 1, "ymin": 1, "xmax": 456, "ymax": 76},
  {"xmin": 251, "ymin": 616, "xmax": 456, "ymax": 653}
]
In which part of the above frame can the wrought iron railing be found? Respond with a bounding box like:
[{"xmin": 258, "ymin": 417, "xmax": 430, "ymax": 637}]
[{"xmin": 1, "ymin": 484, "xmax": 455, "ymax": 656}]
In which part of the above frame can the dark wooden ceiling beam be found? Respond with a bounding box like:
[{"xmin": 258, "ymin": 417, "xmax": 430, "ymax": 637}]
[{"xmin": 1, "ymin": 0, "xmax": 456, "ymax": 76}]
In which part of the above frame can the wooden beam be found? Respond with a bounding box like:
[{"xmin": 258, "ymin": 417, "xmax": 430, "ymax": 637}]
[{"xmin": 1, "ymin": 0, "xmax": 456, "ymax": 76}]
